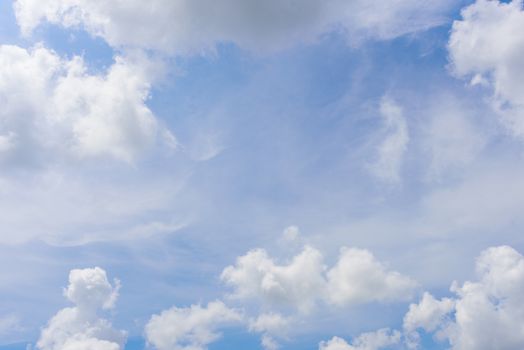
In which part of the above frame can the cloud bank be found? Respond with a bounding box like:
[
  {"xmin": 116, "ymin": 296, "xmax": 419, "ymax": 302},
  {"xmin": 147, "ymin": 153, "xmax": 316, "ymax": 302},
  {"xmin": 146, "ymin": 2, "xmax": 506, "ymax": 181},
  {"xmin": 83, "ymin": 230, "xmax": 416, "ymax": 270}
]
[{"xmin": 14, "ymin": 0, "xmax": 454, "ymax": 54}]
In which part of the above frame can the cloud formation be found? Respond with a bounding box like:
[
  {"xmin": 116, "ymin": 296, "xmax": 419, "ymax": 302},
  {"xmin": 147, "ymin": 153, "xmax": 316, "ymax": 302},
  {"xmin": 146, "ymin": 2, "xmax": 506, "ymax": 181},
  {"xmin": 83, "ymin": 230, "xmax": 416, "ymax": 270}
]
[
  {"xmin": 333, "ymin": 245, "xmax": 524, "ymax": 350},
  {"xmin": 0, "ymin": 44, "xmax": 170, "ymax": 164},
  {"xmin": 37, "ymin": 267, "xmax": 126, "ymax": 350},
  {"xmin": 435, "ymin": 245, "xmax": 524, "ymax": 350},
  {"xmin": 0, "ymin": 43, "xmax": 183, "ymax": 246},
  {"xmin": 449, "ymin": 0, "xmax": 524, "ymax": 136},
  {"xmin": 221, "ymin": 245, "xmax": 417, "ymax": 312},
  {"xmin": 145, "ymin": 301, "xmax": 242, "ymax": 350},
  {"xmin": 248, "ymin": 313, "xmax": 290, "ymax": 350},
  {"xmin": 14, "ymin": 0, "xmax": 454, "ymax": 54},
  {"xmin": 368, "ymin": 97, "xmax": 409, "ymax": 183},
  {"xmin": 319, "ymin": 329, "xmax": 401, "ymax": 350}
]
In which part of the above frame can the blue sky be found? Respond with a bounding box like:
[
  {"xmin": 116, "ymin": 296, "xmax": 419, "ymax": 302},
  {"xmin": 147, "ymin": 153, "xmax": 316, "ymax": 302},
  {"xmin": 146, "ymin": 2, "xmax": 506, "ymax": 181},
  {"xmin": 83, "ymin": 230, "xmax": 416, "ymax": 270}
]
[{"xmin": 1, "ymin": 1, "xmax": 524, "ymax": 349}]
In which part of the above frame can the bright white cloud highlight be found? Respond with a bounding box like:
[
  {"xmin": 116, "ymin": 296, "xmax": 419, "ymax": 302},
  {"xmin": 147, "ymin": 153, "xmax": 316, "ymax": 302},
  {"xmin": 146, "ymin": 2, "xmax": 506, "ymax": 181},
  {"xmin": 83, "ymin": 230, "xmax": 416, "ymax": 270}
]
[
  {"xmin": 221, "ymin": 246, "xmax": 326, "ymax": 313},
  {"xmin": 145, "ymin": 301, "xmax": 242, "ymax": 350},
  {"xmin": 0, "ymin": 44, "xmax": 170, "ymax": 163},
  {"xmin": 14, "ymin": 0, "xmax": 454, "ymax": 54},
  {"xmin": 319, "ymin": 329, "xmax": 401, "ymax": 350},
  {"xmin": 449, "ymin": 0, "xmax": 524, "ymax": 136},
  {"xmin": 403, "ymin": 292, "xmax": 454, "ymax": 348},
  {"xmin": 405, "ymin": 245, "xmax": 524, "ymax": 350},
  {"xmin": 327, "ymin": 247, "xmax": 417, "ymax": 305},
  {"xmin": 221, "ymin": 245, "xmax": 417, "ymax": 312},
  {"xmin": 37, "ymin": 267, "xmax": 126, "ymax": 350}
]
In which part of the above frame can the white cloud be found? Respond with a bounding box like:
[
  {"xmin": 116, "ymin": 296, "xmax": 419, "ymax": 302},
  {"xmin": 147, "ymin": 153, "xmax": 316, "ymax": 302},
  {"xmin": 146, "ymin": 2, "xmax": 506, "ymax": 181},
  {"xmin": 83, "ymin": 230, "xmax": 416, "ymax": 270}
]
[
  {"xmin": 261, "ymin": 334, "xmax": 280, "ymax": 350},
  {"xmin": 448, "ymin": 0, "xmax": 524, "ymax": 137},
  {"xmin": 0, "ymin": 44, "xmax": 170, "ymax": 164},
  {"xmin": 64, "ymin": 267, "xmax": 120, "ymax": 311},
  {"xmin": 145, "ymin": 301, "xmax": 242, "ymax": 350},
  {"xmin": 221, "ymin": 245, "xmax": 417, "ymax": 312},
  {"xmin": 249, "ymin": 313, "xmax": 290, "ymax": 350},
  {"xmin": 248, "ymin": 313, "xmax": 289, "ymax": 335},
  {"xmin": 37, "ymin": 267, "xmax": 126, "ymax": 350},
  {"xmin": 0, "ymin": 44, "xmax": 183, "ymax": 245},
  {"xmin": 368, "ymin": 97, "xmax": 409, "ymax": 183},
  {"xmin": 404, "ymin": 245, "xmax": 524, "ymax": 350},
  {"xmin": 319, "ymin": 329, "xmax": 401, "ymax": 350},
  {"xmin": 326, "ymin": 247, "xmax": 418, "ymax": 306},
  {"xmin": 221, "ymin": 246, "xmax": 326, "ymax": 313},
  {"xmin": 14, "ymin": 0, "xmax": 454, "ymax": 54},
  {"xmin": 402, "ymin": 292, "xmax": 454, "ymax": 348}
]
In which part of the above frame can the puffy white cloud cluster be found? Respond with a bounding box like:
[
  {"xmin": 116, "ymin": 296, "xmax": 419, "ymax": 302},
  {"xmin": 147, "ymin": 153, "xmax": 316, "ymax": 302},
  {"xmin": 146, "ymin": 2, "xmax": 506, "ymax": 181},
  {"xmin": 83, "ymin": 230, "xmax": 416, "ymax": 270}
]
[
  {"xmin": 319, "ymin": 329, "xmax": 401, "ymax": 350},
  {"xmin": 144, "ymin": 301, "xmax": 242, "ymax": 350},
  {"xmin": 37, "ymin": 267, "xmax": 126, "ymax": 350},
  {"xmin": 221, "ymin": 245, "xmax": 417, "ymax": 313},
  {"xmin": 405, "ymin": 245, "xmax": 524, "ymax": 349},
  {"xmin": 142, "ymin": 242, "xmax": 416, "ymax": 350},
  {"xmin": 0, "ymin": 44, "xmax": 170, "ymax": 164},
  {"xmin": 39, "ymin": 246, "xmax": 524, "ymax": 350},
  {"xmin": 448, "ymin": 0, "xmax": 524, "ymax": 136},
  {"xmin": 327, "ymin": 247, "xmax": 416, "ymax": 306},
  {"xmin": 317, "ymin": 245, "xmax": 524, "ymax": 350},
  {"xmin": 447, "ymin": 245, "xmax": 524, "ymax": 349},
  {"xmin": 403, "ymin": 292, "xmax": 455, "ymax": 348},
  {"xmin": 220, "ymin": 246, "xmax": 326, "ymax": 313},
  {"xmin": 14, "ymin": 0, "xmax": 454, "ymax": 54}
]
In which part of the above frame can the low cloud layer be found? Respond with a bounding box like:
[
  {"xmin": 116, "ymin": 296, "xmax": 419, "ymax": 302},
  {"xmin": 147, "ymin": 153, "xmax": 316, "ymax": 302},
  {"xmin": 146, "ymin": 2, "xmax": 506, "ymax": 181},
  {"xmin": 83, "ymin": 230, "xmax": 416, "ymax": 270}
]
[{"xmin": 32, "ymin": 245, "xmax": 524, "ymax": 350}]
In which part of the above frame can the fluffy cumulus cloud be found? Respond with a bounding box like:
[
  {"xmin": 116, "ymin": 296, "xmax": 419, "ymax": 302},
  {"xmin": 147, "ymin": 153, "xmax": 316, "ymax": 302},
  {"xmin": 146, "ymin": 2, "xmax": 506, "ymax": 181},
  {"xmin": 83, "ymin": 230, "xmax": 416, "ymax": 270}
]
[
  {"xmin": 221, "ymin": 245, "xmax": 417, "ymax": 312},
  {"xmin": 326, "ymin": 247, "xmax": 417, "ymax": 305},
  {"xmin": 0, "ymin": 44, "xmax": 170, "ymax": 164},
  {"xmin": 403, "ymin": 292, "xmax": 455, "ymax": 348},
  {"xmin": 319, "ymin": 329, "xmax": 401, "ymax": 350},
  {"xmin": 221, "ymin": 246, "xmax": 326, "ymax": 313},
  {"xmin": 403, "ymin": 245, "xmax": 524, "ymax": 350},
  {"xmin": 448, "ymin": 0, "xmax": 524, "ymax": 136},
  {"xmin": 142, "ymin": 244, "xmax": 415, "ymax": 350},
  {"xmin": 37, "ymin": 267, "xmax": 126, "ymax": 350},
  {"xmin": 0, "ymin": 43, "xmax": 182, "ymax": 245},
  {"xmin": 14, "ymin": 0, "xmax": 454, "ymax": 54},
  {"xmin": 145, "ymin": 301, "xmax": 242, "ymax": 350}
]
